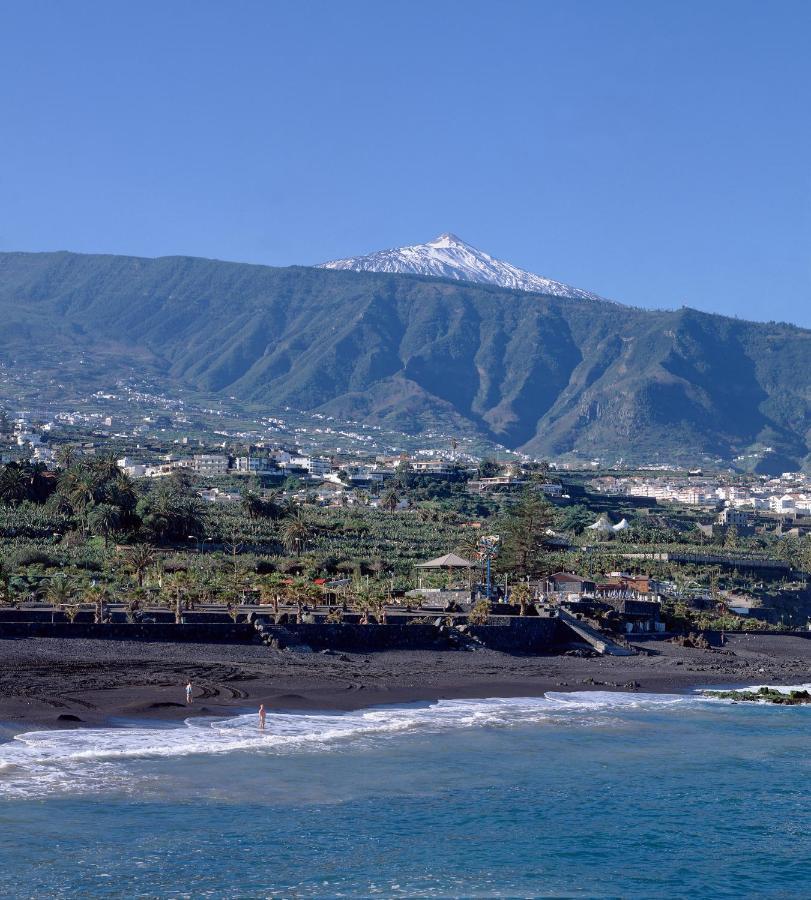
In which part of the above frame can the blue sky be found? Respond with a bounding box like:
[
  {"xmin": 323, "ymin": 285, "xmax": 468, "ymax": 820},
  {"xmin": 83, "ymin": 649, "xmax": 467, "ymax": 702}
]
[{"xmin": 1, "ymin": 1, "xmax": 810, "ymax": 326}]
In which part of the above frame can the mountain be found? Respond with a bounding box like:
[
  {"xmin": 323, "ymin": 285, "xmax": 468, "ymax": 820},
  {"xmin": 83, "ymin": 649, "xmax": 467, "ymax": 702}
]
[
  {"xmin": 0, "ymin": 250, "xmax": 809, "ymax": 471},
  {"xmin": 319, "ymin": 233, "xmax": 603, "ymax": 301}
]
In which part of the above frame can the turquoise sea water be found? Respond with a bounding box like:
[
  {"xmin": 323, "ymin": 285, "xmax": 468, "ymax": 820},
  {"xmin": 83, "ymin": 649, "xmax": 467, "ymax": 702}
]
[{"xmin": 1, "ymin": 689, "xmax": 809, "ymax": 898}]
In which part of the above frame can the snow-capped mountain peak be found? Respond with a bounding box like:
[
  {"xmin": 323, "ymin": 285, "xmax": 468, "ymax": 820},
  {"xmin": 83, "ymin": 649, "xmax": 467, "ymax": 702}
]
[{"xmin": 317, "ymin": 233, "xmax": 603, "ymax": 301}]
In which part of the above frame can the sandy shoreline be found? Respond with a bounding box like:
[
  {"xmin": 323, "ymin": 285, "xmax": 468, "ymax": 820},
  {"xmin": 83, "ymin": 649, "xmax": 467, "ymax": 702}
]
[{"xmin": 1, "ymin": 633, "xmax": 809, "ymax": 731}]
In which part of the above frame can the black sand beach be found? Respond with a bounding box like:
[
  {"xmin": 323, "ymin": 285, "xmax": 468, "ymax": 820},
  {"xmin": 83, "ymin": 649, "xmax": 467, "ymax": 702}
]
[{"xmin": 1, "ymin": 633, "xmax": 809, "ymax": 729}]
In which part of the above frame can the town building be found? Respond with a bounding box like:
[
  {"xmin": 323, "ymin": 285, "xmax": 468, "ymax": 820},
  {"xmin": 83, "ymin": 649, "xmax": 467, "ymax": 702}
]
[{"xmin": 192, "ymin": 454, "xmax": 229, "ymax": 475}]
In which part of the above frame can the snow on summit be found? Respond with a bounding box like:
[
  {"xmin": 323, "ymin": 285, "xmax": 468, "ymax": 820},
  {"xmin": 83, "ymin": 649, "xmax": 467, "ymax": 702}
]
[{"xmin": 317, "ymin": 233, "xmax": 603, "ymax": 301}]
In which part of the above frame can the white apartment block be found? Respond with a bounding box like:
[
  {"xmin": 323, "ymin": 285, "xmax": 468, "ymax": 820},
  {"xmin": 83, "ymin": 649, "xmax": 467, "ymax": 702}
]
[{"xmin": 192, "ymin": 454, "xmax": 230, "ymax": 475}]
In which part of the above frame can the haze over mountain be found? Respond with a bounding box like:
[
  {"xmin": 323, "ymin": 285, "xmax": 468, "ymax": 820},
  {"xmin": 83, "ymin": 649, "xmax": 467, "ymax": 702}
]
[
  {"xmin": 319, "ymin": 233, "xmax": 603, "ymax": 302},
  {"xmin": 0, "ymin": 250, "xmax": 808, "ymax": 471}
]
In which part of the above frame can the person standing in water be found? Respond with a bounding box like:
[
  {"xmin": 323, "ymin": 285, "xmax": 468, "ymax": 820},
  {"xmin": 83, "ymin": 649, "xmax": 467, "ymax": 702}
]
[
  {"xmin": 186, "ymin": 681, "xmax": 193, "ymax": 704},
  {"xmin": 259, "ymin": 704, "xmax": 266, "ymax": 730}
]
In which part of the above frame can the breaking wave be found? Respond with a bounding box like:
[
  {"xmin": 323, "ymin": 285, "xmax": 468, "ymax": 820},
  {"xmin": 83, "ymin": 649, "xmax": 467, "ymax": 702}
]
[{"xmin": 0, "ymin": 691, "xmax": 696, "ymax": 798}]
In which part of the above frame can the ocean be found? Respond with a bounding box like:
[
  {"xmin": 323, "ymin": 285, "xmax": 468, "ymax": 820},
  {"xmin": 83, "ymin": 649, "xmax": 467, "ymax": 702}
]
[{"xmin": 1, "ymin": 689, "xmax": 809, "ymax": 898}]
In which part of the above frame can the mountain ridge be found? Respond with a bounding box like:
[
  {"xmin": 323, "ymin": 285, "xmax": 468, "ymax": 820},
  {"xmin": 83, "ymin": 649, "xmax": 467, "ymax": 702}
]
[{"xmin": 0, "ymin": 250, "xmax": 808, "ymax": 471}]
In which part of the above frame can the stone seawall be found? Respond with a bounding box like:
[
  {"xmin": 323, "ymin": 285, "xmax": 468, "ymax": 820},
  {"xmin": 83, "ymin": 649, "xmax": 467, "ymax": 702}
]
[
  {"xmin": 469, "ymin": 617, "xmax": 561, "ymax": 653},
  {"xmin": 256, "ymin": 622, "xmax": 450, "ymax": 652},
  {"xmin": 0, "ymin": 616, "xmax": 564, "ymax": 653},
  {"xmin": 255, "ymin": 617, "xmax": 562, "ymax": 654},
  {"xmin": 0, "ymin": 622, "xmax": 259, "ymax": 643}
]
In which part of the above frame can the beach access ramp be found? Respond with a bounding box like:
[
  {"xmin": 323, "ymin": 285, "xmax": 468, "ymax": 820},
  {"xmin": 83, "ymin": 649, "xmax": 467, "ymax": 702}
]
[{"xmin": 557, "ymin": 609, "xmax": 636, "ymax": 656}]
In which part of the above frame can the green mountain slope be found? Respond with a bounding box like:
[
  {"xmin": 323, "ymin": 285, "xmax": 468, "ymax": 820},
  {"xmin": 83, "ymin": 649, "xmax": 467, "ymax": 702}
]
[{"xmin": 0, "ymin": 251, "xmax": 808, "ymax": 470}]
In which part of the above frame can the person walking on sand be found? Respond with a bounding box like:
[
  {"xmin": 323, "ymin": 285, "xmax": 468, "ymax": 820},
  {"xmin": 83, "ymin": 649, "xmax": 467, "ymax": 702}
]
[
  {"xmin": 186, "ymin": 681, "xmax": 193, "ymax": 704},
  {"xmin": 259, "ymin": 704, "xmax": 266, "ymax": 730}
]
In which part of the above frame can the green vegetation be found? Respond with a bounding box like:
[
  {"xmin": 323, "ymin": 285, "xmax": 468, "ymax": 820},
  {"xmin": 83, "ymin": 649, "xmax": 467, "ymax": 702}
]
[
  {"xmin": 0, "ymin": 251, "xmax": 809, "ymax": 468},
  {"xmin": 1, "ymin": 448, "xmax": 809, "ymax": 630}
]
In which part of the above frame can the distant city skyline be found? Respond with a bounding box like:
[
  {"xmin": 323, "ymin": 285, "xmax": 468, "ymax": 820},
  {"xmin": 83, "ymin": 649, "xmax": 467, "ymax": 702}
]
[{"xmin": 1, "ymin": 1, "xmax": 810, "ymax": 327}]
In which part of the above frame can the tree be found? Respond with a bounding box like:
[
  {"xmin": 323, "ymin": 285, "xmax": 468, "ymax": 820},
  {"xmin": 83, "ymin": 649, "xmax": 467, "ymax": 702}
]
[
  {"xmin": 55, "ymin": 445, "xmax": 79, "ymax": 470},
  {"xmin": 57, "ymin": 467, "xmax": 101, "ymax": 531},
  {"xmin": 124, "ymin": 543, "xmax": 156, "ymax": 587},
  {"xmin": 469, "ymin": 599, "xmax": 491, "ymax": 625},
  {"xmin": 88, "ymin": 502, "xmax": 122, "ymax": 547},
  {"xmin": 284, "ymin": 577, "xmax": 322, "ymax": 622},
  {"xmin": 282, "ymin": 511, "xmax": 313, "ymax": 557},
  {"xmin": 0, "ymin": 558, "xmax": 11, "ymax": 606},
  {"xmin": 352, "ymin": 584, "xmax": 387, "ymax": 624},
  {"xmin": 162, "ymin": 572, "xmax": 190, "ymax": 624},
  {"xmin": 92, "ymin": 452, "xmax": 121, "ymax": 482},
  {"xmin": 510, "ymin": 581, "xmax": 533, "ymax": 616},
  {"xmin": 241, "ymin": 491, "xmax": 264, "ymax": 520},
  {"xmin": 381, "ymin": 488, "xmax": 400, "ymax": 513},
  {"xmin": 83, "ymin": 584, "xmax": 109, "ymax": 624},
  {"xmin": 0, "ymin": 463, "xmax": 30, "ymax": 506},
  {"xmin": 137, "ymin": 481, "xmax": 205, "ymax": 543},
  {"xmin": 499, "ymin": 491, "xmax": 553, "ymax": 575},
  {"xmin": 258, "ymin": 573, "xmax": 287, "ymax": 613},
  {"xmin": 556, "ymin": 504, "xmax": 593, "ymax": 536},
  {"xmin": 477, "ymin": 458, "xmax": 501, "ymax": 479},
  {"xmin": 45, "ymin": 574, "xmax": 75, "ymax": 608}
]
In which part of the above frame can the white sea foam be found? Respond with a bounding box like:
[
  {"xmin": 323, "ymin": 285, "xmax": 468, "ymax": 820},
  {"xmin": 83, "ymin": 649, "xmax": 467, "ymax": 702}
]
[{"xmin": 0, "ymin": 692, "xmax": 693, "ymax": 798}]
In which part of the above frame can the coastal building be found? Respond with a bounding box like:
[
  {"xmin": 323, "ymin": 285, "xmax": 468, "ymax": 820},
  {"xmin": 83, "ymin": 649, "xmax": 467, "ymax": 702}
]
[
  {"xmin": 117, "ymin": 456, "xmax": 148, "ymax": 478},
  {"xmin": 233, "ymin": 455, "xmax": 268, "ymax": 473},
  {"xmin": 192, "ymin": 454, "xmax": 229, "ymax": 475},
  {"xmin": 307, "ymin": 457, "xmax": 332, "ymax": 478},
  {"xmin": 411, "ymin": 459, "xmax": 455, "ymax": 476},
  {"xmin": 718, "ymin": 507, "xmax": 750, "ymax": 527},
  {"xmin": 198, "ymin": 487, "xmax": 240, "ymax": 503}
]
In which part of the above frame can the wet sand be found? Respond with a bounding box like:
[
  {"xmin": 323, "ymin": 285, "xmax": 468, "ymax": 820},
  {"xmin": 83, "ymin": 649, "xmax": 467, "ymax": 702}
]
[{"xmin": 1, "ymin": 633, "xmax": 809, "ymax": 729}]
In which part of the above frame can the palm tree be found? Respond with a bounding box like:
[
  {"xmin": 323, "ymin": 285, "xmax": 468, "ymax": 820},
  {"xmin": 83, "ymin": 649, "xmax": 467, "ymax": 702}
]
[
  {"xmin": 263, "ymin": 490, "xmax": 284, "ymax": 520},
  {"xmin": 282, "ymin": 512, "xmax": 313, "ymax": 557},
  {"xmin": 0, "ymin": 463, "xmax": 29, "ymax": 506},
  {"xmin": 55, "ymin": 445, "xmax": 79, "ymax": 470},
  {"xmin": 352, "ymin": 584, "xmax": 387, "ymax": 624},
  {"xmin": 93, "ymin": 452, "xmax": 121, "ymax": 481},
  {"xmin": 510, "ymin": 581, "xmax": 533, "ymax": 616},
  {"xmin": 61, "ymin": 470, "xmax": 99, "ymax": 531},
  {"xmin": 162, "ymin": 572, "xmax": 190, "ymax": 624},
  {"xmin": 258, "ymin": 573, "xmax": 287, "ymax": 613},
  {"xmin": 88, "ymin": 502, "xmax": 122, "ymax": 547},
  {"xmin": 45, "ymin": 574, "xmax": 75, "ymax": 611},
  {"xmin": 283, "ymin": 578, "xmax": 321, "ymax": 622},
  {"xmin": 105, "ymin": 473, "xmax": 137, "ymax": 516},
  {"xmin": 468, "ymin": 599, "xmax": 491, "ymax": 625},
  {"xmin": 124, "ymin": 543, "xmax": 156, "ymax": 587},
  {"xmin": 381, "ymin": 488, "xmax": 400, "ymax": 513},
  {"xmin": 0, "ymin": 559, "xmax": 11, "ymax": 606},
  {"xmin": 241, "ymin": 491, "xmax": 264, "ymax": 520},
  {"xmin": 83, "ymin": 584, "xmax": 109, "ymax": 624}
]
